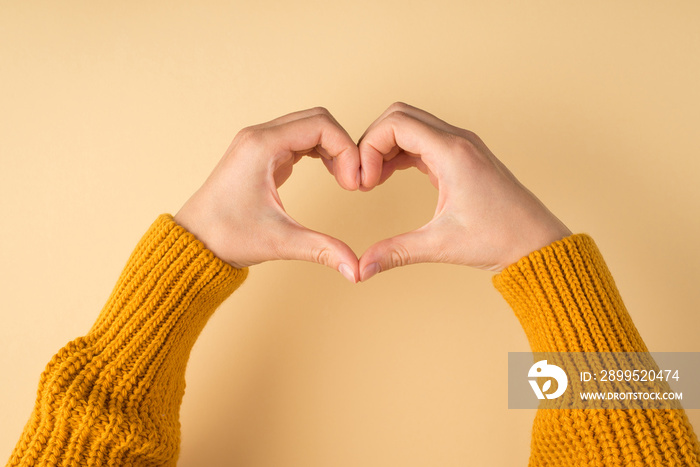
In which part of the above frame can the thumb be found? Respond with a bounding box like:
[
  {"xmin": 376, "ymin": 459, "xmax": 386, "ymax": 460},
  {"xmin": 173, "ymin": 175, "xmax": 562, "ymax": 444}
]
[
  {"xmin": 275, "ymin": 222, "xmax": 360, "ymax": 283},
  {"xmin": 358, "ymin": 226, "xmax": 439, "ymax": 281}
]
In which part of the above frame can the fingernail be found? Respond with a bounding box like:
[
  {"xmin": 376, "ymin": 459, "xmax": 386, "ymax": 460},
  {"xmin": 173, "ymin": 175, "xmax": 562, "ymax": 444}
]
[
  {"xmin": 338, "ymin": 263, "xmax": 356, "ymax": 283},
  {"xmin": 356, "ymin": 170, "xmax": 362, "ymax": 189},
  {"xmin": 361, "ymin": 262, "xmax": 380, "ymax": 282}
]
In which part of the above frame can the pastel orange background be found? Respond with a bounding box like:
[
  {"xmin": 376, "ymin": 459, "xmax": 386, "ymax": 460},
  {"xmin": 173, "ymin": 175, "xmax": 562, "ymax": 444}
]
[{"xmin": 1, "ymin": 2, "xmax": 699, "ymax": 465}]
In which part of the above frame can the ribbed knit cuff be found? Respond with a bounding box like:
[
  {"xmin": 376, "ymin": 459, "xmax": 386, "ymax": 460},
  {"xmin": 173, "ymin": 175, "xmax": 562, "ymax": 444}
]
[
  {"xmin": 7, "ymin": 215, "xmax": 248, "ymax": 466},
  {"xmin": 88, "ymin": 213, "xmax": 248, "ymax": 341},
  {"xmin": 492, "ymin": 234, "xmax": 647, "ymax": 353}
]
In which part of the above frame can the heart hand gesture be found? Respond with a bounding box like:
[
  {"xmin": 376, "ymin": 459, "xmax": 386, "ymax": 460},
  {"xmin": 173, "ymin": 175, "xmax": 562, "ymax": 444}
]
[{"xmin": 174, "ymin": 103, "xmax": 571, "ymax": 283}]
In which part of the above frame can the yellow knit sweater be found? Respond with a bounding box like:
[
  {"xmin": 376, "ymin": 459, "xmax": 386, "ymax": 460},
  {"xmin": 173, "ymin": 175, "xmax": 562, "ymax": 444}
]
[{"xmin": 5, "ymin": 215, "xmax": 700, "ymax": 466}]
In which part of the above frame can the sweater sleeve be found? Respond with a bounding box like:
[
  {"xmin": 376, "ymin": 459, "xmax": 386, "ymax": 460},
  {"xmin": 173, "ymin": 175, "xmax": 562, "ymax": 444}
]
[
  {"xmin": 493, "ymin": 234, "xmax": 700, "ymax": 466},
  {"xmin": 6, "ymin": 214, "xmax": 248, "ymax": 467}
]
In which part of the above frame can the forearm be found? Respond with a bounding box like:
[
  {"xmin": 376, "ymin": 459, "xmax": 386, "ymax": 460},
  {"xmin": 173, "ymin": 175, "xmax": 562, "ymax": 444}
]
[
  {"xmin": 494, "ymin": 234, "xmax": 700, "ymax": 466},
  {"xmin": 6, "ymin": 215, "xmax": 247, "ymax": 467}
]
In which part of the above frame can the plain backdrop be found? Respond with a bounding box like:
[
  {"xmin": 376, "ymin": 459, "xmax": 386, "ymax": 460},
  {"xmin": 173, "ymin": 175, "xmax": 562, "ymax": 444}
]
[{"xmin": 1, "ymin": 2, "xmax": 699, "ymax": 466}]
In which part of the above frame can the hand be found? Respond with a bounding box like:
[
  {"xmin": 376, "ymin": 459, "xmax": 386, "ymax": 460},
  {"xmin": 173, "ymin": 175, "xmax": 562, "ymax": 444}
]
[
  {"xmin": 357, "ymin": 103, "xmax": 572, "ymax": 280},
  {"xmin": 174, "ymin": 107, "xmax": 362, "ymax": 283}
]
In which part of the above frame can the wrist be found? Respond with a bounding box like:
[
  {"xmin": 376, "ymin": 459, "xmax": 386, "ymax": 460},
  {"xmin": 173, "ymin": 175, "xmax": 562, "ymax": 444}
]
[
  {"xmin": 173, "ymin": 202, "xmax": 232, "ymax": 266},
  {"xmin": 496, "ymin": 220, "xmax": 572, "ymax": 272}
]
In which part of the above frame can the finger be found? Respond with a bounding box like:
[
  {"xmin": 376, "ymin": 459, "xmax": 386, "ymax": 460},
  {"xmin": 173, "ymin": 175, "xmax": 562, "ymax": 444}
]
[
  {"xmin": 374, "ymin": 153, "xmax": 418, "ymax": 184},
  {"xmin": 275, "ymin": 221, "xmax": 360, "ymax": 283},
  {"xmin": 312, "ymin": 144, "xmax": 357, "ymax": 186},
  {"xmin": 287, "ymin": 147, "xmax": 336, "ymax": 179},
  {"xmin": 269, "ymin": 108, "xmax": 360, "ymax": 189},
  {"xmin": 320, "ymin": 155, "xmax": 334, "ymax": 176},
  {"xmin": 274, "ymin": 152, "xmax": 333, "ymax": 188},
  {"xmin": 357, "ymin": 144, "xmax": 400, "ymax": 190},
  {"xmin": 358, "ymin": 102, "xmax": 458, "ymax": 145},
  {"xmin": 358, "ymin": 111, "xmax": 447, "ymax": 190},
  {"xmin": 250, "ymin": 106, "xmax": 337, "ymax": 130},
  {"xmin": 359, "ymin": 103, "xmax": 470, "ymax": 190},
  {"xmin": 371, "ymin": 154, "xmax": 436, "ymax": 188},
  {"xmin": 265, "ymin": 113, "xmax": 360, "ymax": 190},
  {"xmin": 358, "ymin": 226, "xmax": 440, "ymax": 281}
]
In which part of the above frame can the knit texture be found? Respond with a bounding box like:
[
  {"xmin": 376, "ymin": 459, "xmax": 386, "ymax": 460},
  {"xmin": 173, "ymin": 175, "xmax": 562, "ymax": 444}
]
[
  {"xmin": 6, "ymin": 214, "xmax": 247, "ymax": 467},
  {"xmin": 494, "ymin": 234, "xmax": 700, "ymax": 466},
  {"xmin": 6, "ymin": 222, "xmax": 700, "ymax": 466}
]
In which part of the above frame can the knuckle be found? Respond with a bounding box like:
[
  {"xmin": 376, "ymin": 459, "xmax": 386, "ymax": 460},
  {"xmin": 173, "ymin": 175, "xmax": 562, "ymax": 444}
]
[
  {"xmin": 309, "ymin": 111, "xmax": 334, "ymax": 126},
  {"xmin": 387, "ymin": 110, "xmax": 410, "ymax": 123},
  {"xmin": 444, "ymin": 132, "xmax": 482, "ymax": 162},
  {"xmin": 388, "ymin": 243, "xmax": 412, "ymax": 269},
  {"xmin": 235, "ymin": 126, "xmax": 263, "ymax": 147},
  {"xmin": 452, "ymin": 134, "xmax": 477, "ymax": 154},
  {"xmin": 388, "ymin": 101, "xmax": 411, "ymax": 113},
  {"xmin": 460, "ymin": 128, "xmax": 477, "ymax": 140},
  {"xmin": 309, "ymin": 106, "xmax": 331, "ymax": 116},
  {"xmin": 237, "ymin": 125, "xmax": 255, "ymax": 137},
  {"xmin": 445, "ymin": 131, "xmax": 495, "ymax": 172},
  {"xmin": 459, "ymin": 128, "xmax": 484, "ymax": 147},
  {"xmin": 311, "ymin": 245, "xmax": 333, "ymax": 267}
]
